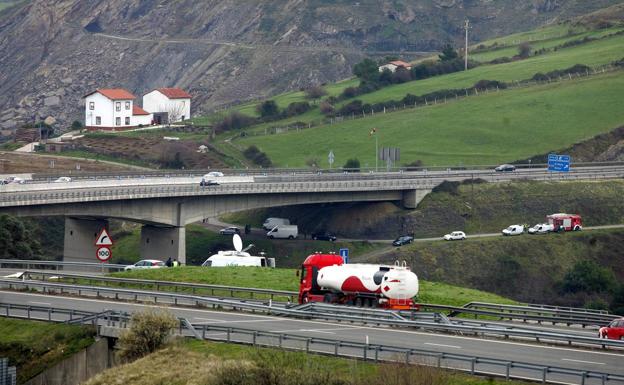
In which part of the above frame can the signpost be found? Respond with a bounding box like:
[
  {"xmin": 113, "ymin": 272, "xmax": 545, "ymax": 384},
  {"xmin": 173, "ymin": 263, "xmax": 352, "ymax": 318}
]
[
  {"xmin": 95, "ymin": 229, "xmax": 113, "ymax": 267},
  {"xmin": 548, "ymin": 154, "xmax": 571, "ymax": 172},
  {"xmin": 328, "ymin": 150, "xmax": 335, "ymax": 169},
  {"xmin": 339, "ymin": 248, "xmax": 349, "ymax": 264}
]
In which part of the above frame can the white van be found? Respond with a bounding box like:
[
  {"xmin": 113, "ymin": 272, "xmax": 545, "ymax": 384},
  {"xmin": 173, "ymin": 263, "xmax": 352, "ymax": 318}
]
[
  {"xmin": 201, "ymin": 251, "xmax": 275, "ymax": 267},
  {"xmin": 267, "ymin": 225, "xmax": 298, "ymax": 239},
  {"xmin": 262, "ymin": 217, "xmax": 290, "ymax": 230}
]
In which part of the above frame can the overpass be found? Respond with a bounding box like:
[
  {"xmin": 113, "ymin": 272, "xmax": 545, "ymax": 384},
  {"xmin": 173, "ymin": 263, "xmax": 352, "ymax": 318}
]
[{"xmin": 1, "ymin": 165, "xmax": 623, "ymax": 264}]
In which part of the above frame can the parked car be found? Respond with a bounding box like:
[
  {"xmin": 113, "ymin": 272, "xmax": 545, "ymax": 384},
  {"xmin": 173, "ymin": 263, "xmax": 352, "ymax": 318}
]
[
  {"xmin": 502, "ymin": 225, "xmax": 524, "ymax": 236},
  {"xmin": 311, "ymin": 232, "xmax": 337, "ymax": 241},
  {"xmin": 219, "ymin": 226, "xmax": 240, "ymax": 235},
  {"xmin": 443, "ymin": 231, "xmax": 466, "ymax": 241},
  {"xmin": 528, "ymin": 223, "xmax": 554, "ymax": 234},
  {"xmin": 392, "ymin": 235, "xmax": 414, "ymax": 246},
  {"xmin": 54, "ymin": 176, "xmax": 72, "ymax": 183},
  {"xmin": 124, "ymin": 259, "xmax": 166, "ymax": 271},
  {"xmin": 495, "ymin": 164, "xmax": 516, "ymax": 172},
  {"xmin": 599, "ymin": 318, "xmax": 624, "ymax": 340}
]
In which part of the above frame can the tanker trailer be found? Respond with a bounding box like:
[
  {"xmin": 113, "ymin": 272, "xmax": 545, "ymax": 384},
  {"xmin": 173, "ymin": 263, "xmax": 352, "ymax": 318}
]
[{"xmin": 298, "ymin": 253, "xmax": 419, "ymax": 310}]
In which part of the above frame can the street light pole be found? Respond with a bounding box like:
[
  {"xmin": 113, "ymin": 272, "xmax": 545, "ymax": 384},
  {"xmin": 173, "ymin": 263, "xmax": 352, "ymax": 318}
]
[{"xmin": 375, "ymin": 134, "xmax": 378, "ymax": 171}]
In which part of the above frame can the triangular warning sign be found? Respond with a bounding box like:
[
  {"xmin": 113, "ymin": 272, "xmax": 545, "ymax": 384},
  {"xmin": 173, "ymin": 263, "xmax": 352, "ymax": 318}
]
[{"xmin": 95, "ymin": 228, "xmax": 113, "ymax": 246}]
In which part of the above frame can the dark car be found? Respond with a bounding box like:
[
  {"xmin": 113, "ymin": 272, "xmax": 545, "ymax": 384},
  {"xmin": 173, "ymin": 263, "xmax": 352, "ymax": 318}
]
[
  {"xmin": 219, "ymin": 226, "xmax": 240, "ymax": 235},
  {"xmin": 599, "ymin": 318, "xmax": 624, "ymax": 340},
  {"xmin": 494, "ymin": 164, "xmax": 516, "ymax": 172},
  {"xmin": 392, "ymin": 235, "xmax": 414, "ymax": 246},
  {"xmin": 311, "ymin": 232, "xmax": 337, "ymax": 241}
]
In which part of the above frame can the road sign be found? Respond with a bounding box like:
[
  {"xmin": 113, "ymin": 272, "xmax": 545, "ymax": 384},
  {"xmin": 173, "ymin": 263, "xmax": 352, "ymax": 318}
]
[
  {"xmin": 339, "ymin": 248, "xmax": 349, "ymax": 263},
  {"xmin": 95, "ymin": 228, "xmax": 113, "ymax": 246},
  {"xmin": 96, "ymin": 246, "xmax": 111, "ymax": 262},
  {"xmin": 328, "ymin": 150, "xmax": 335, "ymax": 166},
  {"xmin": 548, "ymin": 154, "xmax": 571, "ymax": 172}
]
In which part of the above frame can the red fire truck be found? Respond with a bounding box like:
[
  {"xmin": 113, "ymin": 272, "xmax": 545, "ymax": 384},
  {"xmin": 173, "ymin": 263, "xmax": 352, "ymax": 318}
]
[{"xmin": 547, "ymin": 213, "xmax": 582, "ymax": 232}]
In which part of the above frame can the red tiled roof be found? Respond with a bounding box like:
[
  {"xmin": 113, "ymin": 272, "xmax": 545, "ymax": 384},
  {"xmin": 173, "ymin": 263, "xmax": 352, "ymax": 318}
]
[
  {"xmin": 389, "ymin": 60, "xmax": 411, "ymax": 68},
  {"xmin": 156, "ymin": 88, "xmax": 192, "ymax": 99},
  {"xmin": 132, "ymin": 105, "xmax": 150, "ymax": 116},
  {"xmin": 84, "ymin": 89, "xmax": 136, "ymax": 100}
]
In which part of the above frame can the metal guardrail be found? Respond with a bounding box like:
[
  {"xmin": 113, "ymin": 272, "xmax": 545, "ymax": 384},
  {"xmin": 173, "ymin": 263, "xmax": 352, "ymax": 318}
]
[
  {"xmin": 0, "ymin": 259, "xmax": 127, "ymax": 272},
  {"xmin": 16, "ymin": 270, "xmax": 296, "ymax": 302},
  {"xmin": 1, "ymin": 303, "xmax": 622, "ymax": 385},
  {"xmin": 9, "ymin": 269, "xmax": 619, "ymax": 327},
  {"xmin": 1, "ymin": 279, "xmax": 623, "ymax": 350}
]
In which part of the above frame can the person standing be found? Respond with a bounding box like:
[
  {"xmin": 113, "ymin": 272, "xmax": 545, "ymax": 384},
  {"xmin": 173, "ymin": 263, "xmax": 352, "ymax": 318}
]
[
  {"xmin": 166, "ymin": 257, "xmax": 173, "ymax": 267},
  {"xmin": 173, "ymin": 259, "xmax": 179, "ymax": 267}
]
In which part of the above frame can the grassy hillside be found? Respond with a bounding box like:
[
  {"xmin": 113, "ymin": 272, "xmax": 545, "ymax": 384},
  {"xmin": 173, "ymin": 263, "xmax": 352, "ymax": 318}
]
[
  {"xmin": 236, "ymin": 71, "xmax": 624, "ymax": 167},
  {"xmin": 0, "ymin": 318, "xmax": 95, "ymax": 384},
  {"xmin": 115, "ymin": 266, "xmax": 517, "ymax": 307},
  {"xmin": 85, "ymin": 339, "xmax": 531, "ymax": 385},
  {"xmin": 372, "ymin": 228, "xmax": 624, "ymax": 311}
]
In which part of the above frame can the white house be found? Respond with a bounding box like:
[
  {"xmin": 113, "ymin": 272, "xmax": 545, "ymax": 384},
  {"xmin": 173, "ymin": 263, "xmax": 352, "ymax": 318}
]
[
  {"xmin": 132, "ymin": 105, "xmax": 153, "ymax": 126},
  {"xmin": 84, "ymin": 89, "xmax": 137, "ymax": 130},
  {"xmin": 142, "ymin": 88, "xmax": 192, "ymax": 124},
  {"xmin": 378, "ymin": 60, "xmax": 412, "ymax": 73}
]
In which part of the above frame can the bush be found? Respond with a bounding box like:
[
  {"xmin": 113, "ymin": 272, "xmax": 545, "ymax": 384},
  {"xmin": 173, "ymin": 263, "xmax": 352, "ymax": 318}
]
[
  {"xmin": 473, "ymin": 79, "xmax": 507, "ymax": 90},
  {"xmin": 338, "ymin": 100, "xmax": 363, "ymax": 116},
  {"xmin": 560, "ymin": 260, "xmax": 617, "ymax": 294},
  {"xmin": 432, "ymin": 180, "xmax": 460, "ymax": 195},
  {"xmin": 531, "ymin": 64, "xmax": 591, "ymax": 81},
  {"xmin": 116, "ymin": 309, "xmax": 178, "ymax": 363},
  {"xmin": 71, "ymin": 120, "xmax": 83, "ymax": 130},
  {"xmin": 282, "ymin": 101, "xmax": 310, "ymax": 118},
  {"xmin": 319, "ymin": 101, "xmax": 335, "ymax": 115},
  {"xmin": 340, "ymin": 86, "xmax": 358, "ymax": 99},
  {"xmin": 403, "ymin": 160, "xmax": 423, "ymax": 170},
  {"xmin": 304, "ymin": 85, "xmax": 326, "ymax": 99},
  {"xmin": 243, "ymin": 145, "xmax": 273, "ymax": 168},
  {"xmin": 518, "ymin": 42, "xmax": 532, "ymax": 58},
  {"xmin": 256, "ymin": 100, "xmax": 280, "ymax": 118},
  {"xmin": 213, "ymin": 112, "xmax": 256, "ymax": 133},
  {"xmin": 343, "ymin": 158, "xmax": 360, "ymax": 172}
]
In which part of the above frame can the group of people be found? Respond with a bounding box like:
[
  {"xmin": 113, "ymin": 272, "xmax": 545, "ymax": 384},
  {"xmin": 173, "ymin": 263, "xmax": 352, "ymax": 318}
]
[{"xmin": 165, "ymin": 257, "xmax": 181, "ymax": 267}]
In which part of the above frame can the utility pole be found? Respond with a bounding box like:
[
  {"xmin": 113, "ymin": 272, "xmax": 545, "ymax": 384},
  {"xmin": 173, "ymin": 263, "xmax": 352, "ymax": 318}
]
[{"xmin": 464, "ymin": 19, "xmax": 470, "ymax": 71}]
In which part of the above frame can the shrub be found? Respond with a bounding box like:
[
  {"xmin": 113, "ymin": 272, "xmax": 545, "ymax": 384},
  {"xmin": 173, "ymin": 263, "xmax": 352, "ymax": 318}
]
[
  {"xmin": 304, "ymin": 85, "xmax": 326, "ymax": 99},
  {"xmin": 243, "ymin": 145, "xmax": 273, "ymax": 168},
  {"xmin": 343, "ymin": 158, "xmax": 360, "ymax": 172},
  {"xmin": 282, "ymin": 101, "xmax": 310, "ymax": 117},
  {"xmin": 256, "ymin": 100, "xmax": 280, "ymax": 118},
  {"xmin": 71, "ymin": 120, "xmax": 83, "ymax": 130},
  {"xmin": 403, "ymin": 160, "xmax": 423, "ymax": 170},
  {"xmin": 439, "ymin": 43, "xmax": 459, "ymax": 62},
  {"xmin": 341, "ymin": 87, "xmax": 358, "ymax": 99},
  {"xmin": 116, "ymin": 309, "xmax": 178, "ymax": 363},
  {"xmin": 338, "ymin": 100, "xmax": 363, "ymax": 116},
  {"xmin": 319, "ymin": 101, "xmax": 335, "ymax": 115},
  {"xmin": 352, "ymin": 58, "xmax": 379, "ymax": 82},
  {"xmin": 488, "ymin": 56, "xmax": 513, "ymax": 64},
  {"xmin": 473, "ymin": 79, "xmax": 507, "ymax": 90},
  {"xmin": 518, "ymin": 42, "xmax": 532, "ymax": 58},
  {"xmin": 560, "ymin": 260, "xmax": 617, "ymax": 294},
  {"xmin": 432, "ymin": 180, "xmax": 460, "ymax": 195},
  {"xmin": 213, "ymin": 112, "xmax": 256, "ymax": 133}
]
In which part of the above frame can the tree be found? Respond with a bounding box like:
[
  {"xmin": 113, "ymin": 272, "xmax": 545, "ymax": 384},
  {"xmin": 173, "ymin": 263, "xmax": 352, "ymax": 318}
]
[
  {"xmin": 304, "ymin": 85, "xmax": 327, "ymax": 99},
  {"xmin": 439, "ymin": 43, "xmax": 458, "ymax": 62},
  {"xmin": 256, "ymin": 100, "xmax": 279, "ymax": 118},
  {"xmin": 353, "ymin": 58, "xmax": 379, "ymax": 82},
  {"xmin": 71, "ymin": 120, "xmax": 83, "ymax": 130},
  {"xmin": 518, "ymin": 42, "xmax": 532, "ymax": 58},
  {"xmin": 343, "ymin": 158, "xmax": 360, "ymax": 172}
]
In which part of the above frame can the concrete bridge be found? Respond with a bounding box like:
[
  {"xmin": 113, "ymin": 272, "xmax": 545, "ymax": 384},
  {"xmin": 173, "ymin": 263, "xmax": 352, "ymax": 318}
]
[{"xmin": 1, "ymin": 166, "xmax": 622, "ymax": 264}]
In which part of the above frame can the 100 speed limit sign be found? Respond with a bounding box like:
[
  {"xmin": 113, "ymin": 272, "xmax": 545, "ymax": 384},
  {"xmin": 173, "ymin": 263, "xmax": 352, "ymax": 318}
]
[{"xmin": 96, "ymin": 246, "xmax": 112, "ymax": 262}]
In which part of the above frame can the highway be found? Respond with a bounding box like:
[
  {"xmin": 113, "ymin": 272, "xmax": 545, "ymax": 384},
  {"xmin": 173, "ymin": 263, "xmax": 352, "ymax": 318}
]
[{"xmin": 1, "ymin": 290, "xmax": 623, "ymax": 381}]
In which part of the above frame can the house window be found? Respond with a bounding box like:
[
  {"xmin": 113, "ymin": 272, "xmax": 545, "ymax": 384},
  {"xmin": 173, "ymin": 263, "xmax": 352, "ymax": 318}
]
[
  {"xmin": 125, "ymin": 101, "xmax": 131, "ymax": 110},
  {"xmin": 116, "ymin": 102, "xmax": 121, "ymax": 112},
  {"xmin": 116, "ymin": 117, "xmax": 121, "ymax": 126},
  {"xmin": 89, "ymin": 102, "xmax": 94, "ymax": 110},
  {"xmin": 125, "ymin": 117, "xmax": 130, "ymax": 125},
  {"xmin": 95, "ymin": 116, "xmax": 101, "ymax": 125}
]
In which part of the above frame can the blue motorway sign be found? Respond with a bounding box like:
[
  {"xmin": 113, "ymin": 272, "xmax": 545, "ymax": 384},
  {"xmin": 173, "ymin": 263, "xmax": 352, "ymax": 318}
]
[
  {"xmin": 548, "ymin": 154, "xmax": 571, "ymax": 172},
  {"xmin": 339, "ymin": 248, "xmax": 349, "ymax": 263}
]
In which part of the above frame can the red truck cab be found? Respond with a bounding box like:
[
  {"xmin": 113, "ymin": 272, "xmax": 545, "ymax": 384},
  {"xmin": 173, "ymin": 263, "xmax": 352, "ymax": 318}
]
[{"xmin": 298, "ymin": 253, "xmax": 344, "ymax": 304}]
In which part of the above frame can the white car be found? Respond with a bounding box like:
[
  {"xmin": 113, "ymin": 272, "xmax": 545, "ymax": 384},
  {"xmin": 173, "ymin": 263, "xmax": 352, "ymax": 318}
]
[
  {"xmin": 443, "ymin": 231, "xmax": 466, "ymax": 241},
  {"xmin": 502, "ymin": 225, "xmax": 524, "ymax": 236},
  {"xmin": 528, "ymin": 223, "xmax": 554, "ymax": 235},
  {"xmin": 54, "ymin": 177, "xmax": 72, "ymax": 183},
  {"xmin": 206, "ymin": 171, "xmax": 224, "ymax": 177},
  {"xmin": 124, "ymin": 259, "xmax": 166, "ymax": 271},
  {"xmin": 2, "ymin": 176, "xmax": 25, "ymax": 184}
]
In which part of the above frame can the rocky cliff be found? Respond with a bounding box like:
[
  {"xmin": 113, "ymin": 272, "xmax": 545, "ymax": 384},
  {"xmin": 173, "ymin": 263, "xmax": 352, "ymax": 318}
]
[{"xmin": 0, "ymin": 0, "xmax": 620, "ymax": 130}]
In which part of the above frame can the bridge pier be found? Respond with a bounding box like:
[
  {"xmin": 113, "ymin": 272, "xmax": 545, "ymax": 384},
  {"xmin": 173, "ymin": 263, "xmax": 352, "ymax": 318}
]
[
  {"xmin": 139, "ymin": 225, "xmax": 186, "ymax": 265},
  {"xmin": 402, "ymin": 188, "xmax": 432, "ymax": 209},
  {"xmin": 64, "ymin": 217, "xmax": 109, "ymax": 265}
]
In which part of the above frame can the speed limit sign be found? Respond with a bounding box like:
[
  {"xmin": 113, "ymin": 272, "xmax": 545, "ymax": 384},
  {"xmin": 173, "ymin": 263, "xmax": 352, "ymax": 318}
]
[{"xmin": 96, "ymin": 246, "xmax": 112, "ymax": 262}]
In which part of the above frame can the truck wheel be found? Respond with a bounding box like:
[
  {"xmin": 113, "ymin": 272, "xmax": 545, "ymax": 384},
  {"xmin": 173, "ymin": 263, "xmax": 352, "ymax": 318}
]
[
  {"xmin": 269, "ymin": 235, "xmax": 274, "ymax": 239},
  {"xmin": 288, "ymin": 235, "xmax": 294, "ymax": 239},
  {"xmin": 574, "ymin": 226, "xmax": 581, "ymax": 231}
]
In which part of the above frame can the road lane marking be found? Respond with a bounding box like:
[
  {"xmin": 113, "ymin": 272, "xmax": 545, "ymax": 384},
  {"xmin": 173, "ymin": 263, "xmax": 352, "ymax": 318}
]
[
  {"xmin": 29, "ymin": 301, "xmax": 51, "ymax": 305},
  {"xmin": 5, "ymin": 291, "xmax": 624, "ymax": 359},
  {"xmin": 424, "ymin": 343, "xmax": 461, "ymax": 349},
  {"xmin": 561, "ymin": 358, "xmax": 605, "ymax": 365},
  {"xmin": 193, "ymin": 319, "xmax": 276, "ymax": 324}
]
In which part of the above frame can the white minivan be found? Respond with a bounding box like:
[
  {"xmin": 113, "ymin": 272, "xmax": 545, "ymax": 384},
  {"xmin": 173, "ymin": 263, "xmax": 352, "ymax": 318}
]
[
  {"xmin": 262, "ymin": 217, "xmax": 290, "ymax": 230},
  {"xmin": 267, "ymin": 225, "xmax": 298, "ymax": 239},
  {"xmin": 502, "ymin": 225, "xmax": 524, "ymax": 236}
]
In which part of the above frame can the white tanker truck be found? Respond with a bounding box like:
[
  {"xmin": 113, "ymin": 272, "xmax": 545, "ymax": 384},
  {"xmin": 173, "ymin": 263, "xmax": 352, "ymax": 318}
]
[{"xmin": 298, "ymin": 253, "xmax": 419, "ymax": 310}]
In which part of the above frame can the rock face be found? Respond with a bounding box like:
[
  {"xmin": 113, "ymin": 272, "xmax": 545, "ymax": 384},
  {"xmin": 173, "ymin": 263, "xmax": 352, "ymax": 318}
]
[{"xmin": 0, "ymin": 0, "xmax": 620, "ymax": 130}]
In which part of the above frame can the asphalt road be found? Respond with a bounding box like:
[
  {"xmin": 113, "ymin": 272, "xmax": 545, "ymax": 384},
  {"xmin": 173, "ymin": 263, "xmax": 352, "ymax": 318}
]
[{"xmin": 2, "ymin": 290, "xmax": 622, "ymax": 382}]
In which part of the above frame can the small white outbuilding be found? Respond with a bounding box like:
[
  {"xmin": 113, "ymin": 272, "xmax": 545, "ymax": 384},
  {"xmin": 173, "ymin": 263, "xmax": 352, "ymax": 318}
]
[{"xmin": 142, "ymin": 88, "xmax": 192, "ymax": 124}]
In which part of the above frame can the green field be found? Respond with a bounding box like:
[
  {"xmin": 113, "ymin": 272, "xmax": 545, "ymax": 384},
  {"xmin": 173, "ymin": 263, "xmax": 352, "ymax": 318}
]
[
  {"xmin": 236, "ymin": 71, "xmax": 624, "ymax": 167},
  {"xmin": 115, "ymin": 266, "xmax": 517, "ymax": 307}
]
